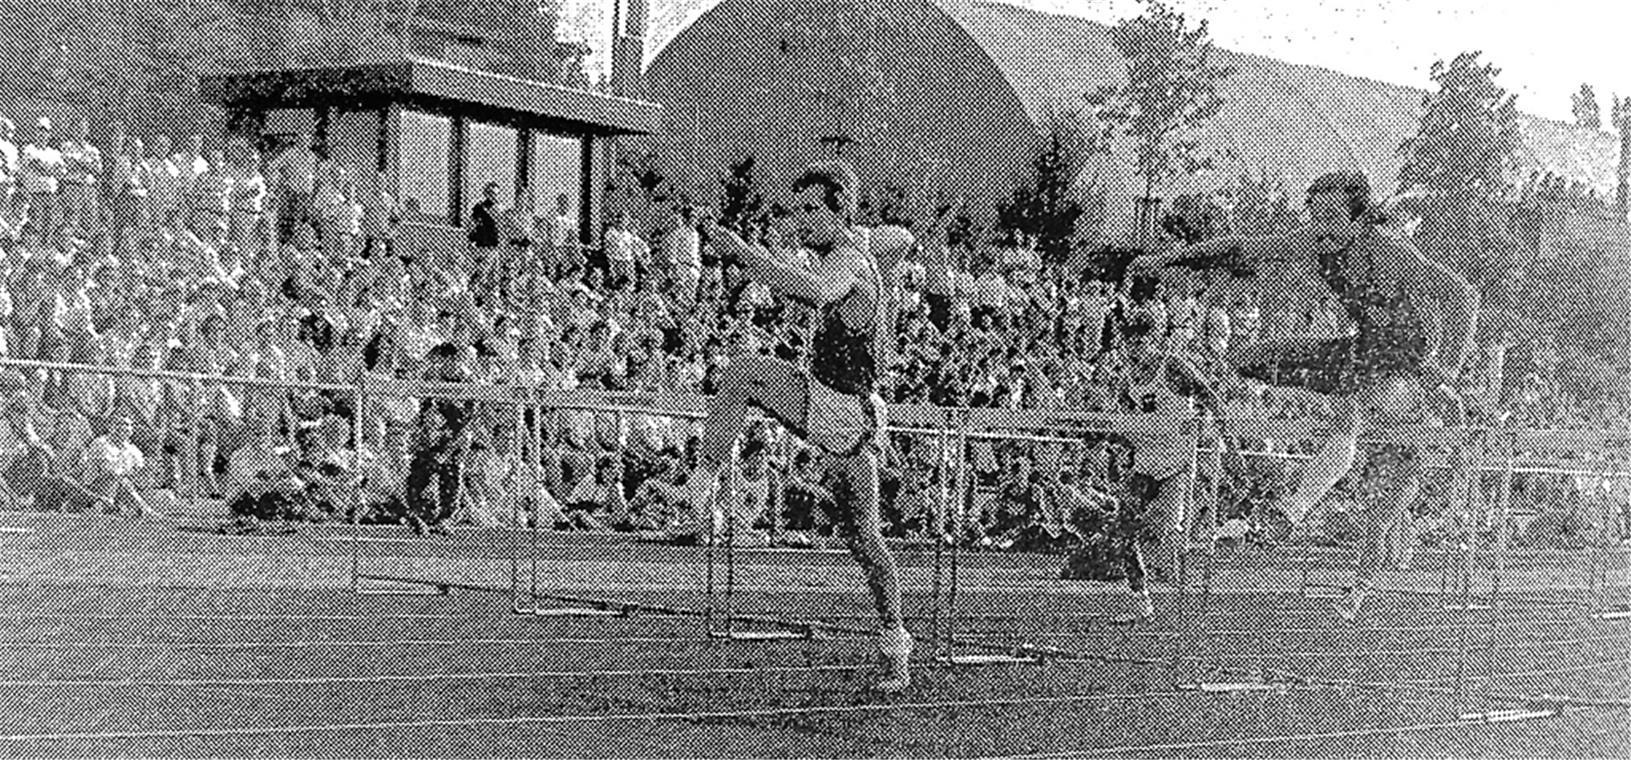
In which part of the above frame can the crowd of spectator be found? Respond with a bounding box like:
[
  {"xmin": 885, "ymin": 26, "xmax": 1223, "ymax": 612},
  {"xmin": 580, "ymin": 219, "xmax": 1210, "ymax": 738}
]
[{"xmin": 0, "ymin": 118, "xmax": 1621, "ymax": 555}]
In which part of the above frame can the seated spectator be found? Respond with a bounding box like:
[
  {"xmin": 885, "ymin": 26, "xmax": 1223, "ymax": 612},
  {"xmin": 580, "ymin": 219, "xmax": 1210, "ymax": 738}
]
[
  {"xmin": 558, "ymin": 454, "xmax": 627, "ymax": 531},
  {"xmin": 294, "ymin": 415, "xmax": 357, "ymax": 521},
  {"xmin": 83, "ymin": 415, "xmax": 150, "ymax": 517},
  {"xmin": 467, "ymin": 420, "xmax": 547, "ymax": 529},
  {"xmin": 779, "ymin": 446, "xmax": 836, "ymax": 539},
  {"xmin": 224, "ymin": 416, "xmax": 301, "ymax": 522}
]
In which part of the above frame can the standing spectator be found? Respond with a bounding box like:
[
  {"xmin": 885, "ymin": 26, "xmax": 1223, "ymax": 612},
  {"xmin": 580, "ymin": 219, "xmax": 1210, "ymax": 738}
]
[
  {"xmin": 498, "ymin": 185, "xmax": 535, "ymax": 288},
  {"xmin": 190, "ymin": 149, "xmax": 232, "ymax": 241},
  {"xmin": 21, "ymin": 117, "xmax": 64, "ymax": 238},
  {"xmin": 100, "ymin": 121, "xmax": 127, "ymax": 225},
  {"xmin": 468, "ymin": 181, "xmax": 500, "ymax": 281},
  {"xmin": 542, "ymin": 192, "xmax": 580, "ymax": 281},
  {"xmin": 361, "ymin": 171, "xmax": 399, "ymax": 259},
  {"xmin": 144, "ymin": 135, "xmax": 182, "ymax": 232},
  {"xmin": 334, "ymin": 173, "xmax": 364, "ymax": 261},
  {"xmin": 227, "ymin": 143, "xmax": 267, "ymax": 259},
  {"xmin": 268, "ymin": 136, "xmax": 318, "ymax": 245},
  {"xmin": 662, "ymin": 205, "xmax": 701, "ymax": 302},
  {"xmin": 0, "ymin": 119, "xmax": 18, "ymax": 234},
  {"xmin": 603, "ymin": 210, "xmax": 646, "ymax": 291},
  {"xmin": 59, "ymin": 119, "xmax": 103, "ymax": 238},
  {"xmin": 109, "ymin": 137, "xmax": 147, "ymax": 254}
]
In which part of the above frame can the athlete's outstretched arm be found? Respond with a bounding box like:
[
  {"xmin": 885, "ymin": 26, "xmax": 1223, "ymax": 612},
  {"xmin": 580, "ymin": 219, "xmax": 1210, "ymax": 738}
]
[
  {"xmin": 1132, "ymin": 232, "xmax": 1300, "ymax": 277},
  {"xmin": 708, "ymin": 225, "xmax": 860, "ymax": 307}
]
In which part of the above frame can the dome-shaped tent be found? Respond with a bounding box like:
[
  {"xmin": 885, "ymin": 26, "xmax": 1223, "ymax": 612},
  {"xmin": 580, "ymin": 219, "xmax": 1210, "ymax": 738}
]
[{"xmin": 643, "ymin": 0, "xmax": 1619, "ymax": 230}]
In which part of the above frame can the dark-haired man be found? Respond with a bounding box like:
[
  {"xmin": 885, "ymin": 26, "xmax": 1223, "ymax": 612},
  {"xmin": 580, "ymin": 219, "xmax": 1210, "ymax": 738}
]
[
  {"xmin": 1133, "ymin": 172, "xmax": 1478, "ymax": 620},
  {"xmin": 682, "ymin": 161, "xmax": 916, "ymax": 693}
]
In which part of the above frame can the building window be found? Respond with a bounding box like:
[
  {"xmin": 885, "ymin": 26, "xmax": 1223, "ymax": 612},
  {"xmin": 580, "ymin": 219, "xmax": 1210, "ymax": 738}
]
[
  {"xmin": 531, "ymin": 133, "xmax": 583, "ymax": 244},
  {"xmin": 463, "ymin": 120, "xmax": 520, "ymax": 219},
  {"xmin": 330, "ymin": 109, "xmax": 382, "ymax": 188},
  {"xmin": 398, "ymin": 109, "xmax": 453, "ymax": 225}
]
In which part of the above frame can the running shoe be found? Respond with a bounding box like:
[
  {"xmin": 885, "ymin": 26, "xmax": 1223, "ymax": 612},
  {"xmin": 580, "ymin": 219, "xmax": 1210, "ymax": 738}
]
[
  {"xmin": 875, "ymin": 626, "xmax": 913, "ymax": 694},
  {"xmin": 1136, "ymin": 589, "xmax": 1156, "ymax": 621},
  {"xmin": 1334, "ymin": 584, "xmax": 1368, "ymax": 622}
]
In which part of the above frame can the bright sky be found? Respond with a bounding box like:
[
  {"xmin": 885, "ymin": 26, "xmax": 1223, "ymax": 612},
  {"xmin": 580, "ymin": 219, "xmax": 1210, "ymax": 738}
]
[{"xmin": 1027, "ymin": 0, "xmax": 1630, "ymax": 125}]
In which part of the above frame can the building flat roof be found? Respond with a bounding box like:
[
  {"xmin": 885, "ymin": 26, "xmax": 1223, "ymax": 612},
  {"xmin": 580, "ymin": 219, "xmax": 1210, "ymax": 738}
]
[{"xmin": 200, "ymin": 57, "xmax": 662, "ymax": 136}]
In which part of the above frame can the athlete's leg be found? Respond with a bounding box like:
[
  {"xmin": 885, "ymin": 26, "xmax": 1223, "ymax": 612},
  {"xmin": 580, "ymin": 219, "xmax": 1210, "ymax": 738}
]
[
  {"xmin": 1121, "ymin": 474, "xmax": 1183, "ymax": 620},
  {"xmin": 1338, "ymin": 376, "xmax": 1425, "ymax": 620},
  {"xmin": 1228, "ymin": 336, "xmax": 1365, "ymax": 526},
  {"xmin": 832, "ymin": 446, "xmax": 906, "ymax": 628},
  {"xmin": 1278, "ymin": 394, "xmax": 1364, "ymax": 525},
  {"xmin": 683, "ymin": 354, "xmax": 810, "ymax": 515},
  {"xmin": 831, "ymin": 444, "xmax": 910, "ymax": 691},
  {"xmin": 1144, "ymin": 473, "xmax": 1190, "ymax": 581}
]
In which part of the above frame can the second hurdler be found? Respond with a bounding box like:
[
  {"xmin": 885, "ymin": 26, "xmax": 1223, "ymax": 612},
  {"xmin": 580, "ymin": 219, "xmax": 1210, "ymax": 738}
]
[
  {"xmin": 1135, "ymin": 172, "xmax": 1478, "ymax": 620},
  {"xmin": 679, "ymin": 161, "xmax": 916, "ymax": 693}
]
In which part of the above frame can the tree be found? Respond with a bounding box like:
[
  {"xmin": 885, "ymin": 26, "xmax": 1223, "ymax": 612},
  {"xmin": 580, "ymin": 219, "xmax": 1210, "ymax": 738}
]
[
  {"xmin": 1397, "ymin": 51, "xmax": 1523, "ymax": 296},
  {"xmin": 1614, "ymin": 95, "xmax": 1631, "ymax": 218},
  {"xmin": 996, "ymin": 115, "xmax": 1093, "ymax": 268},
  {"xmin": 1573, "ymin": 83, "xmax": 1602, "ymax": 130},
  {"xmin": 718, "ymin": 155, "xmax": 766, "ymax": 233},
  {"xmin": 1085, "ymin": 0, "xmax": 1233, "ymax": 244}
]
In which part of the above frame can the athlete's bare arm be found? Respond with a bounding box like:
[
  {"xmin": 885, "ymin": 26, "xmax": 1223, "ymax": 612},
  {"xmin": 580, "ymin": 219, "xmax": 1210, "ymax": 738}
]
[
  {"xmin": 707, "ymin": 224, "xmax": 863, "ymax": 308},
  {"xmin": 1133, "ymin": 232, "xmax": 1308, "ymax": 278},
  {"xmin": 1379, "ymin": 236, "xmax": 1480, "ymax": 383}
]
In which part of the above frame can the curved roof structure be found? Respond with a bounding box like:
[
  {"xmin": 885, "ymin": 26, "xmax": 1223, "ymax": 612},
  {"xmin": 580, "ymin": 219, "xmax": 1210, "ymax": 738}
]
[{"xmin": 644, "ymin": 0, "xmax": 1621, "ymax": 222}]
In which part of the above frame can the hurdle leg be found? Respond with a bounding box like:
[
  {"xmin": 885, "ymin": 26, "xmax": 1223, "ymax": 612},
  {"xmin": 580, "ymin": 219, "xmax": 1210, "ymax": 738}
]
[
  {"xmin": 1480, "ymin": 427, "xmax": 1516, "ymax": 713},
  {"xmin": 351, "ymin": 379, "xmax": 364, "ymax": 595},
  {"xmin": 929, "ymin": 419, "xmax": 947, "ymax": 661},
  {"xmin": 722, "ymin": 445, "xmax": 738, "ymax": 639},
  {"xmin": 1451, "ymin": 432, "xmax": 1491, "ymax": 718},
  {"xmin": 938, "ymin": 415, "xmax": 969, "ymax": 665}
]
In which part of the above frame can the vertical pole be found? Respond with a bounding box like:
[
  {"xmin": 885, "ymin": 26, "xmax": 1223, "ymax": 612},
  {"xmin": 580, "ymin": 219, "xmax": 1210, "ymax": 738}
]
[
  {"xmin": 1172, "ymin": 415, "xmax": 1200, "ymax": 689},
  {"xmin": 703, "ymin": 430, "xmax": 717, "ymax": 636},
  {"xmin": 1482, "ymin": 425, "xmax": 1515, "ymax": 705},
  {"xmin": 723, "ymin": 443, "xmax": 739, "ymax": 638},
  {"xmin": 930, "ymin": 411, "xmax": 945, "ymax": 659},
  {"xmin": 769, "ymin": 431, "xmax": 784, "ymax": 545},
  {"xmin": 188, "ymin": 376, "xmax": 205, "ymax": 518},
  {"xmin": 1452, "ymin": 429, "xmax": 1486, "ymax": 716},
  {"xmin": 1194, "ymin": 415, "xmax": 1225, "ymax": 689},
  {"xmin": 1488, "ymin": 429, "xmax": 1516, "ymax": 604},
  {"xmin": 529, "ymin": 388, "xmax": 544, "ymax": 617},
  {"xmin": 1587, "ymin": 447, "xmax": 1624, "ymax": 618},
  {"xmin": 351, "ymin": 375, "xmax": 366, "ymax": 595},
  {"xmin": 946, "ymin": 410, "xmax": 970, "ymax": 662}
]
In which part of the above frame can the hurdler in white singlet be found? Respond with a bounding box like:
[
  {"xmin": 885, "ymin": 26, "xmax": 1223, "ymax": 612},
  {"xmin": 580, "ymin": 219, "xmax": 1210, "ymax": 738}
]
[{"xmin": 1125, "ymin": 361, "xmax": 1196, "ymax": 479}]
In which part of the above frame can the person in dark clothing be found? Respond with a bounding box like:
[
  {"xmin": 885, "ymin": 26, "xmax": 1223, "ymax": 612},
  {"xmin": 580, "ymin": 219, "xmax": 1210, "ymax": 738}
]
[
  {"xmin": 468, "ymin": 182, "xmax": 501, "ymax": 249},
  {"xmin": 468, "ymin": 182, "xmax": 501, "ymax": 287},
  {"xmin": 405, "ymin": 342, "xmax": 475, "ymax": 534}
]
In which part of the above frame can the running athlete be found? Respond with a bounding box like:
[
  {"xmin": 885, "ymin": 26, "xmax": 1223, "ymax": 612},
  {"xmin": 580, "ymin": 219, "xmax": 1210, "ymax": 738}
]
[
  {"xmin": 1133, "ymin": 172, "xmax": 1479, "ymax": 619},
  {"xmin": 681, "ymin": 161, "xmax": 916, "ymax": 693},
  {"xmin": 1103, "ymin": 300, "xmax": 1239, "ymax": 620}
]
